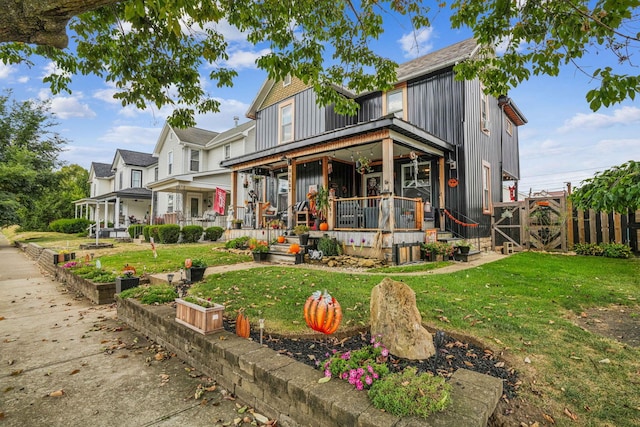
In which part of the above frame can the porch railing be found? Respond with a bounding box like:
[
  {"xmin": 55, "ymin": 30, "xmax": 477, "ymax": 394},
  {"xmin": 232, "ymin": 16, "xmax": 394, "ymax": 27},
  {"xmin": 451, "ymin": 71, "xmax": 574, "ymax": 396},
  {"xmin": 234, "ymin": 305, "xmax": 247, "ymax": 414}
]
[
  {"xmin": 442, "ymin": 207, "xmax": 480, "ymax": 250},
  {"xmin": 333, "ymin": 196, "xmax": 422, "ymax": 231}
]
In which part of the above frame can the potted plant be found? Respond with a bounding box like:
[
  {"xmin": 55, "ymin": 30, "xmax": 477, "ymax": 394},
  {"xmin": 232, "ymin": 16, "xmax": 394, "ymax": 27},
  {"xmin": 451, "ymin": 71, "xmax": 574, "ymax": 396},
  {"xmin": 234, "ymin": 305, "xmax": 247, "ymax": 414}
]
[
  {"xmin": 249, "ymin": 238, "xmax": 270, "ymax": 262},
  {"xmin": 175, "ymin": 296, "xmax": 224, "ymax": 335},
  {"xmin": 315, "ymin": 186, "xmax": 330, "ymax": 225},
  {"xmin": 185, "ymin": 258, "xmax": 207, "ymax": 282},
  {"xmin": 116, "ymin": 264, "xmax": 140, "ymax": 293},
  {"xmin": 232, "ymin": 219, "xmax": 243, "ymax": 229},
  {"xmin": 455, "ymin": 240, "xmax": 472, "ymax": 255},
  {"xmin": 293, "ymin": 224, "xmax": 310, "ymax": 246},
  {"xmin": 421, "ymin": 242, "xmax": 442, "ymax": 262}
]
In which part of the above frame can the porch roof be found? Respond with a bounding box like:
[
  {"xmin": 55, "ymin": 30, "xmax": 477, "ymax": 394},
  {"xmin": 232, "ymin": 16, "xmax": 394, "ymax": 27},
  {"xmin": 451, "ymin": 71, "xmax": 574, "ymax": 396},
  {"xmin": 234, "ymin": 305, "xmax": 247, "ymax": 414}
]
[
  {"xmin": 93, "ymin": 187, "xmax": 152, "ymax": 201},
  {"xmin": 147, "ymin": 171, "xmax": 231, "ymax": 193},
  {"xmin": 220, "ymin": 115, "xmax": 454, "ymax": 169}
]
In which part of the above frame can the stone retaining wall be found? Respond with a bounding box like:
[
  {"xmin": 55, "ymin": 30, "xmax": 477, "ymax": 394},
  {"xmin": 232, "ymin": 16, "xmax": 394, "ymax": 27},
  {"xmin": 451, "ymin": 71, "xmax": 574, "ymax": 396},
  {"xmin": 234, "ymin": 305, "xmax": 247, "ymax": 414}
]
[
  {"xmin": 117, "ymin": 297, "xmax": 503, "ymax": 427},
  {"xmin": 18, "ymin": 242, "xmax": 116, "ymax": 305}
]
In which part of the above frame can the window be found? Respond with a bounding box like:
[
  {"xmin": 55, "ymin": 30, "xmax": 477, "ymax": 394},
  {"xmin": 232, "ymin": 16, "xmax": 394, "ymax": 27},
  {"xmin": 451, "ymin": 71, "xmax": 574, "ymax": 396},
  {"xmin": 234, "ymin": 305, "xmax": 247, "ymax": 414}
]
[
  {"xmin": 482, "ymin": 161, "xmax": 491, "ymax": 214},
  {"xmin": 131, "ymin": 170, "xmax": 142, "ymax": 188},
  {"xmin": 93, "ymin": 183, "xmax": 96, "ymax": 197},
  {"xmin": 283, "ymin": 74, "xmax": 291, "ymax": 86},
  {"xmin": 279, "ymin": 100, "xmax": 294, "ymax": 143},
  {"xmin": 224, "ymin": 144, "xmax": 231, "ymax": 159},
  {"xmin": 168, "ymin": 151, "xmax": 173, "ymax": 175},
  {"xmin": 505, "ymin": 117, "xmax": 513, "ymax": 136},
  {"xmin": 119, "ymin": 171, "xmax": 123, "ymax": 190},
  {"xmin": 167, "ymin": 194, "xmax": 174, "ymax": 213},
  {"xmin": 401, "ymin": 161, "xmax": 431, "ymax": 203},
  {"xmin": 154, "ymin": 167, "xmax": 158, "ymax": 181},
  {"xmin": 480, "ymin": 87, "xmax": 490, "ymax": 133},
  {"xmin": 386, "ymin": 89, "xmax": 404, "ymax": 119},
  {"xmin": 190, "ymin": 149, "xmax": 200, "ymax": 172}
]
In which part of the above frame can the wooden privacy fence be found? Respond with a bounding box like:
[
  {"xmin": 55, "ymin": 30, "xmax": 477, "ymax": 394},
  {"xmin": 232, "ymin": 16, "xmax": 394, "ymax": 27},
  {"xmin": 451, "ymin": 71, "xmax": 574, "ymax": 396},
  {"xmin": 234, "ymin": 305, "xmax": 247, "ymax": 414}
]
[{"xmin": 491, "ymin": 193, "xmax": 640, "ymax": 253}]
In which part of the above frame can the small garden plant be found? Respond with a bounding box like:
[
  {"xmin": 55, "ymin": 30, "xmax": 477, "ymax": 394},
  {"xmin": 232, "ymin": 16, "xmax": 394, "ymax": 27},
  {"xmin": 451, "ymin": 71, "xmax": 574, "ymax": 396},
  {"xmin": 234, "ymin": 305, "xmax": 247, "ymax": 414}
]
[{"xmin": 119, "ymin": 284, "xmax": 177, "ymax": 304}]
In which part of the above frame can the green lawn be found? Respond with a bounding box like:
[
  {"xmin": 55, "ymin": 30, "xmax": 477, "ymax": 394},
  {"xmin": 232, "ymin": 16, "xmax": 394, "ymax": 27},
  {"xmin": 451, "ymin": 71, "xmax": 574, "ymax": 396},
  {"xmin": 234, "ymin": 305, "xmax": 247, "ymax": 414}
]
[{"xmin": 7, "ymin": 228, "xmax": 640, "ymax": 426}]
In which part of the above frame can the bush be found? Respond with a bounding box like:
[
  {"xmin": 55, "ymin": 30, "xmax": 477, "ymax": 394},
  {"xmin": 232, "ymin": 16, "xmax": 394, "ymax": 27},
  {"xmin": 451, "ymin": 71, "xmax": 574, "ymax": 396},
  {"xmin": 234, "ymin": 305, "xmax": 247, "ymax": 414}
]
[
  {"xmin": 602, "ymin": 243, "xmax": 633, "ymax": 259},
  {"xmin": 128, "ymin": 224, "xmax": 145, "ymax": 239},
  {"xmin": 49, "ymin": 218, "xmax": 91, "ymax": 234},
  {"xmin": 142, "ymin": 226, "xmax": 151, "ymax": 242},
  {"xmin": 574, "ymin": 243, "xmax": 604, "ymax": 256},
  {"xmin": 318, "ymin": 236, "xmax": 341, "ymax": 256},
  {"xmin": 205, "ymin": 226, "xmax": 224, "ymax": 241},
  {"xmin": 368, "ymin": 367, "xmax": 451, "ymax": 418},
  {"xmin": 119, "ymin": 284, "xmax": 177, "ymax": 304},
  {"xmin": 147, "ymin": 225, "xmax": 161, "ymax": 243},
  {"xmin": 181, "ymin": 225, "xmax": 204, "ymax": 243},
  {"xmin": 225, "ymin": 236, "xmax": 250, "ymax": 249},
  {"xmin": 158, "ymin": 224, "xmax": 181, "ymax": 244}
]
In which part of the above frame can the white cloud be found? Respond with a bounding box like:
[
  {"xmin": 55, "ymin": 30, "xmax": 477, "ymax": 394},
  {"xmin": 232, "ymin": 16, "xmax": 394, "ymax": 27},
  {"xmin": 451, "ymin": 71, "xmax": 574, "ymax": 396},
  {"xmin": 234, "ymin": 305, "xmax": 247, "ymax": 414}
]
[
  {"xmin": 224, "ymin": 48, "xmax": 271, "ymax": 70},
  {"xmin": 93, "ymin": 86, "xmax": 120, "ymax": 105},
  {"xmin": 98, "ymin": 125, "xmax": 160, "ymax": 146},
  {"xmin": 398, "ymin": 27, "xmax": 434, "ymax": 59},
  {"xmin": 559, "ymin": 106, "xmax": 640, "ymax": 132},
  {"xmin": 37, "ymin": 89, "xmax": 96, "ymax": 120},
  {"xmin": 0, "ymin": 63, "xmax": 16, "ymax": 79}
]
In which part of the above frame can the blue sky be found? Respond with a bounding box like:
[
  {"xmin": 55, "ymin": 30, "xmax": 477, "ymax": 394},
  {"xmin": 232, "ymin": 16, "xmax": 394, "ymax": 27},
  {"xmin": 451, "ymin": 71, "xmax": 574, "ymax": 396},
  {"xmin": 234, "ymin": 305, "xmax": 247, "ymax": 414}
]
[{"xmin": 1, "ymin": 13, "xmax": 638, "ymax": 196}]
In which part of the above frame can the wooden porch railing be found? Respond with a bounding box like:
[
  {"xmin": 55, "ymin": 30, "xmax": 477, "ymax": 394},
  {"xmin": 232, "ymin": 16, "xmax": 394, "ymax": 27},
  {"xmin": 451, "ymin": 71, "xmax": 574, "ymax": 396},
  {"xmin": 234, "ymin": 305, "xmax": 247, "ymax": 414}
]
[{"xmin": 332, "ymin": 196, "xmax": 423, "ymax": 231}]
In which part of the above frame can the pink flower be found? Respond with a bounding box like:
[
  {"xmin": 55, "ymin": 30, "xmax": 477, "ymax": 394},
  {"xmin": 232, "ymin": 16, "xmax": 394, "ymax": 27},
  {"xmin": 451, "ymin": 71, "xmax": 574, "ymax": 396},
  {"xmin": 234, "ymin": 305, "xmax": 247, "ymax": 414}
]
[
  {"xmin": 365, "ymin": 376, "xmax": 373, "ymax": 385},
  {"xmin": 341, "ymin": 351, "xmax": 351, "ymax": 360},
  {"xmin": 355, "ymin": 380, "xmax": 364, "ymax": 390},
  {"xmin": 324, "ymin": 369, "xmax": 332, "ymax": 377},
  {"xmin": 381, "ymin": 348, "xmax": 389, "ymax": 357}
]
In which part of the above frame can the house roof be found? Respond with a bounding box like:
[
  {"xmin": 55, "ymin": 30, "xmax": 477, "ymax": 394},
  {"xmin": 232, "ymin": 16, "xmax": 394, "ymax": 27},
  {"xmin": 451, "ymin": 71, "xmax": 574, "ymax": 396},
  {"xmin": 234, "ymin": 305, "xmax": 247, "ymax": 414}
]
[
  {"xmin": 396, "ymin": 38, "xmax": 479, "ymax": 82},
  {"xmin": 173, "ymin": 126, "xmax": 219, "ymax": 146},
  {"xmin": 116, "ymin": 149, "xmax": 157, "ymax": 168},
  {"xmin": 93, "ymin": 187, "xmax": 152, "ymax": 201},
  {"xmin": 91, "ymin": 162, "xmax": 113, "ymax": 178},
  {"xmin": 208, "ymin": 120, "xmax": 255, "ymax": 146}
]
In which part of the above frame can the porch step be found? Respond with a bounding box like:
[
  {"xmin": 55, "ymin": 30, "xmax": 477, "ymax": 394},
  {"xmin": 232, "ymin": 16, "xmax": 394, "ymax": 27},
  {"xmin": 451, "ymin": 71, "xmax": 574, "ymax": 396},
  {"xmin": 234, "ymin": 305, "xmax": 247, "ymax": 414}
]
[
  {"xmin": 266, "ymin": 251, "xmax": 305, "ymax": 264},
  {"xmin": 454, "ymin": 250, "xmax": 481, "ymax": 263}
]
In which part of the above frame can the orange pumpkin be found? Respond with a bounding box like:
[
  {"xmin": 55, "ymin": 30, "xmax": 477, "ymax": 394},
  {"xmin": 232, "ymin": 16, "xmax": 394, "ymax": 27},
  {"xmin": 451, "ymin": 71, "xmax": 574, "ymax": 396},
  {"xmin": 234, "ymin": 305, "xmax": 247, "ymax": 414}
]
[
  {"xmin": 277, "ymin": 235, "xmax": 286, "ymax": 243},
  {"xmin": 303, "ymin": 290, "xmax": 342, "ymax": 334},
  {"xmin": 235, "ymin": 312, "xmax": 250, "ymax": 338},
  {"xmin": 288, "ymin": 243, "xmax": 301, "ymax": 254},
  {"xmin": 319, "ymin": 222, "xmax": 329, "ymax": 231},
  {"xmin": 184, "ymin": 258, "xmax": 193, "ymax": 268}
]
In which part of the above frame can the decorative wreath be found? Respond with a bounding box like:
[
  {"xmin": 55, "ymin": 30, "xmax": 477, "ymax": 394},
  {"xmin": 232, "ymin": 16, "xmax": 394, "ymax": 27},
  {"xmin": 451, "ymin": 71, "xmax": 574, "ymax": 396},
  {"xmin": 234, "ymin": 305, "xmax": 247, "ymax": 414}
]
[{"xmin": 448, "ymin": 178, "xmax": 459, "ymax": 188}]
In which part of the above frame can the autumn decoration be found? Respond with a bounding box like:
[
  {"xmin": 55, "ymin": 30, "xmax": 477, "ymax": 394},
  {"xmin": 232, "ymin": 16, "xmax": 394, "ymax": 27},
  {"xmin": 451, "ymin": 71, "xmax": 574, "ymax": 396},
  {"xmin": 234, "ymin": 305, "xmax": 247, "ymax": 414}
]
[
  {"xmin": 235, "ymin": 312, "xmax": 250, "ymax": 338},
  {"xmin": 277, "ymin": 235, "xmax": 286, "ymax": 243},
  {"xmin": 184, "ymin": 258, "xmax": 193, "ymax": 268},
  {"xmin": 303, "ymin": 290, "xmax": 342, "ymax": 334},
  {"xmin": 288, "ymin": 243, "xmax": 301, "ymax": 254}
]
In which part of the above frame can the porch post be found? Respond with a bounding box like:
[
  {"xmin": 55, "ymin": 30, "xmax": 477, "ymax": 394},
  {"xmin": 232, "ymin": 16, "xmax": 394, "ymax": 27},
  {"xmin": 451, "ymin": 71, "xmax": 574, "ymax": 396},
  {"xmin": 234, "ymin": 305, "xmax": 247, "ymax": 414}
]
[
  {"xmin": 439, "ymin": 157, "xmax": 445, "ymax": 231},
  {"xmin": 115, "ymin": 197, "xmax": 121, "ymax": 228},
  {"xmin": 103, "ymin": 200, "xmax": 108, "ymax": 227},
  {"xmin": 288, "ymin": 160, "xmax": 295, "ymax": 229},
  {"xmin": 381, "ymin": 138, "xmax": 395, "ymax": 230},
  {"xmin": 231, "ymin": 170, "xmax": 238, "ymax": 219}
]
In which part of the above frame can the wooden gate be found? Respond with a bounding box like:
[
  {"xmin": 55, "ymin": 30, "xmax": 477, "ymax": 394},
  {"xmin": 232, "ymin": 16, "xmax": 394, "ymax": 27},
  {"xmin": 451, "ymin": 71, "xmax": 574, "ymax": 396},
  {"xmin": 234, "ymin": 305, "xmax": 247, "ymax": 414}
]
[
  {"xmin": 526, "ymin": 196, "xmax": 567, "ymax": 251},
  {"xmin": 491, "ymin": 201, "xmax": 525, "ymax": 252}
]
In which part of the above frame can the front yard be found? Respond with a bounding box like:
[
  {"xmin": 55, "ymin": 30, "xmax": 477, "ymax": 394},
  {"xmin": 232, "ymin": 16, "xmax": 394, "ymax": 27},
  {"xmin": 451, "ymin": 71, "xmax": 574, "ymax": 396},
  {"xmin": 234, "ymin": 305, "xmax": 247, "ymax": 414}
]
[{"xmin": 5, "ymin": 227, "xmax": 640, "ymax": 426}]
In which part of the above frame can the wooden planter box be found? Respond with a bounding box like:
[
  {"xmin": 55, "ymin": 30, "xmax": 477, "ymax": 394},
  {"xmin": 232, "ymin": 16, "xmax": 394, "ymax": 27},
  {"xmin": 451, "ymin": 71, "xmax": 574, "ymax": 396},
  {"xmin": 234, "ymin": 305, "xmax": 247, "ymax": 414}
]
[
  {"xmin": 175, "ymin": 298, "xmax": 224, "ymax": 335},
  {"xmin": 116, "ymin": 277, "xmax": 140, "ymax": 293}
]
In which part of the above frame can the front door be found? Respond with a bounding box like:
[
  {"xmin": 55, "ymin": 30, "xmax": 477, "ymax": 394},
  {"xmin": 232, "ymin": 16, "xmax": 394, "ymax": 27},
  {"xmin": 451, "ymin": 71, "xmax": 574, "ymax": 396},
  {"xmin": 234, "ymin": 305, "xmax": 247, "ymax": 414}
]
[{"xmin": 189, "ymin": 196, "xmax": 200, "ymax": 218}]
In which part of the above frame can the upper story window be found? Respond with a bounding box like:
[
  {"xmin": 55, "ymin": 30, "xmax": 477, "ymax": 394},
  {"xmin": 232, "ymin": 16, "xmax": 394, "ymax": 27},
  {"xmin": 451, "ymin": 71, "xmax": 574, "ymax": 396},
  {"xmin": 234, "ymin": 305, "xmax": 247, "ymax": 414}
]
[
  {"xmin": 386, "ymin": 89, "xmax": 404, "ymax": 119},
  {"xmin": 190, "ymin": 149, "xmax": 200, "ymax": 172},
  {"xmin": 482, "ymin": 161, "xmax": 491, "ymax": 214},
  {"xmin": 131, "ymin": 170, "xmax": 142, "ymax": 188},
  {"xmin": 93, "ymin": 183, "xmax": 96, "ymax": 197},
  {"xmin": 168, "ymin": 151, "xmax": 173, "ymax": 175},
  {"xmin": 224, "ymin": 144, "xmax": 231, "ymax": 159},
  {"xmin": 505, "ymin": 116, "xmax": 513, "ymax": 136},
  {"xmin": 283, "ymin": 74, "xmax": 291, "ymax": 87},
  {"xmin": 154, "ymin": 167, "xmax": 158, "ymax": 181},
  {"xmin": 119, "ymin": 171, "xmax": 123, "ymax": 190},
  {"xmin": 279, "ymin": 99, "xmax": 294, "ymax": 143},
  {"xmin": 480, "ymin": 87, "xmax": 490, "ymax": 134}
]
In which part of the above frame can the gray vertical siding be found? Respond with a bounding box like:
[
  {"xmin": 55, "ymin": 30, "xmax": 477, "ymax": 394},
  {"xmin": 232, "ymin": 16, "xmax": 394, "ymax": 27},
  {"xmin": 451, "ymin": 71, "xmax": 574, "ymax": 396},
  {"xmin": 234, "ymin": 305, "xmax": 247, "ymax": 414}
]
[{"xmin": 501, "ymin": 122, "xmax": 520, "ymax": 179}]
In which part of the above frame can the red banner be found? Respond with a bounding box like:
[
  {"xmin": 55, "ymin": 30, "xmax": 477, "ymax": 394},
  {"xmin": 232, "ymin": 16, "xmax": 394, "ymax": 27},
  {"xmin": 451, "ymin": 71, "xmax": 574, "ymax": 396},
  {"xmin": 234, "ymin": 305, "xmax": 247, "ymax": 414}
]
[{"xmin": 214, "ymin": 187, "xmax": 226, "ymax": 215}]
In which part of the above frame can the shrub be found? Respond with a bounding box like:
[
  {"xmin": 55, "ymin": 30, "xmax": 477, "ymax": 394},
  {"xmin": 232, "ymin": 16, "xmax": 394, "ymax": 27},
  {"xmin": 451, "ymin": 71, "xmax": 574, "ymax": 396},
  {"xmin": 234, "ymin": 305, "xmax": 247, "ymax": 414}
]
[
  {"xmin": 181, "ymin": 225, "xmax": 204, "ymax": 243},
  {"xmin": 574, "ymin": 243, "xmax": 604, "ymax": 256},
  {"xmin": 119, "ymin": 284, "xmax": 177, "ymax": 304},
  {"xmin": 49, "ymin": 218, "xmax": 91, "ymax": 234},
  {"xmin": 127, "ymin": 224, "xmax": 145, "ymax": 239},
  {"xmin": 368, "ymin": 367, "xmax": 451, "ymax": 418},
  {"xmin": 225, "ymin": 236, "xmax": 250, "ymax": 249},
  {"xmin": 142, "ymin": 226, "xmax": 151, "ymax": 242},
  {"xmin": 205, "ymin": 226, "xmax": 224, "ymax": 241},
  {"xmin": 158, "ymin": 224, "xmax": 181, "ymax": 243},
  {"xmin": 602, "ymin": 243, "xmax": 633, "ymax": 259},
  {"xmin": 318, "ymin": 236, "xmax": 341, "ymax": 256}
]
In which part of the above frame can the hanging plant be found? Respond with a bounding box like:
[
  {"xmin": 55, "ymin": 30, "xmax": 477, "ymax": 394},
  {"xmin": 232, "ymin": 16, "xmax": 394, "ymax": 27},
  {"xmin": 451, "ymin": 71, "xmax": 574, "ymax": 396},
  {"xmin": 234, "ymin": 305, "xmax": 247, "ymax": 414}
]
[
  {"xmin": 356, "ymin": 156, "xmax": 373, "ymax": 175},
  {"xmin": 303, "ymin": 290, "xmax": 342, "ymax": 334}
]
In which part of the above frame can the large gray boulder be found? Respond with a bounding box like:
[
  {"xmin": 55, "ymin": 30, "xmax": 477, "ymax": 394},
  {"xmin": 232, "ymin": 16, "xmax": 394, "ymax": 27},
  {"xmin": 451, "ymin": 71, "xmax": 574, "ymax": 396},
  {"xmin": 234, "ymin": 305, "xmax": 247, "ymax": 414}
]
[{"xmin": 370, "ymin": 277, "xmax": 436, "ymax": 359}]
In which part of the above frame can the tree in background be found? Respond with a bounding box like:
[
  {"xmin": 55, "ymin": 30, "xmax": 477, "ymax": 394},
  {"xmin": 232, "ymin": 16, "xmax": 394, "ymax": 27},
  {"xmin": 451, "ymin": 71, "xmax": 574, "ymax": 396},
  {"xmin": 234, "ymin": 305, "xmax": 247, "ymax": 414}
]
[
  {"xmin": 570, "ymin": 161, "xmax": 640, "ymax": 213},
  {"xmin": 0, "ymin": 90, "xmax": 83, "ymax": 230},
  {"xmin": 1, "ymin": 1, "xmax": 637, "ymax": 127}
]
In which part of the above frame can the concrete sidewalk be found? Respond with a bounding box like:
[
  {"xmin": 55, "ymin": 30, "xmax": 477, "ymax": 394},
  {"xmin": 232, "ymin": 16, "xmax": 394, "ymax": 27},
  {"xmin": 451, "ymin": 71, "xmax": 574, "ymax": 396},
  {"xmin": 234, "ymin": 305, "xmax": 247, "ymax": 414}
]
[{"xmin": 0, "ymin": 235, "xmax": 255, "ymax": 427}]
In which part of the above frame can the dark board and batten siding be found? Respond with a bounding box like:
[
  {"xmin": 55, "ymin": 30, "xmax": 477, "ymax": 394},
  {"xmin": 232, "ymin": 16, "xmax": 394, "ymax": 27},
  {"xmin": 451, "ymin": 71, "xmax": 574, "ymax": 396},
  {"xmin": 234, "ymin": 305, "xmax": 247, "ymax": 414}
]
[
  {"xmin": 501, "ymin": 121, "xmax": 520, "ymax": 180},
  {"xmin": 255, "ymin": 89, "xmax": 326, "ymax": 152}
]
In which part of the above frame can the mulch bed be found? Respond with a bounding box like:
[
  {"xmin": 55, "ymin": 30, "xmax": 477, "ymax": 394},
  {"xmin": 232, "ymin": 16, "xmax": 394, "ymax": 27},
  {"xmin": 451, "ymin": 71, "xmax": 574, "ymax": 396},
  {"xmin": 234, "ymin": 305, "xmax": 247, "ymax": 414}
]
[{"xmin": 223, "ymin": 320, "xmax": 520, "ymax": 399}]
